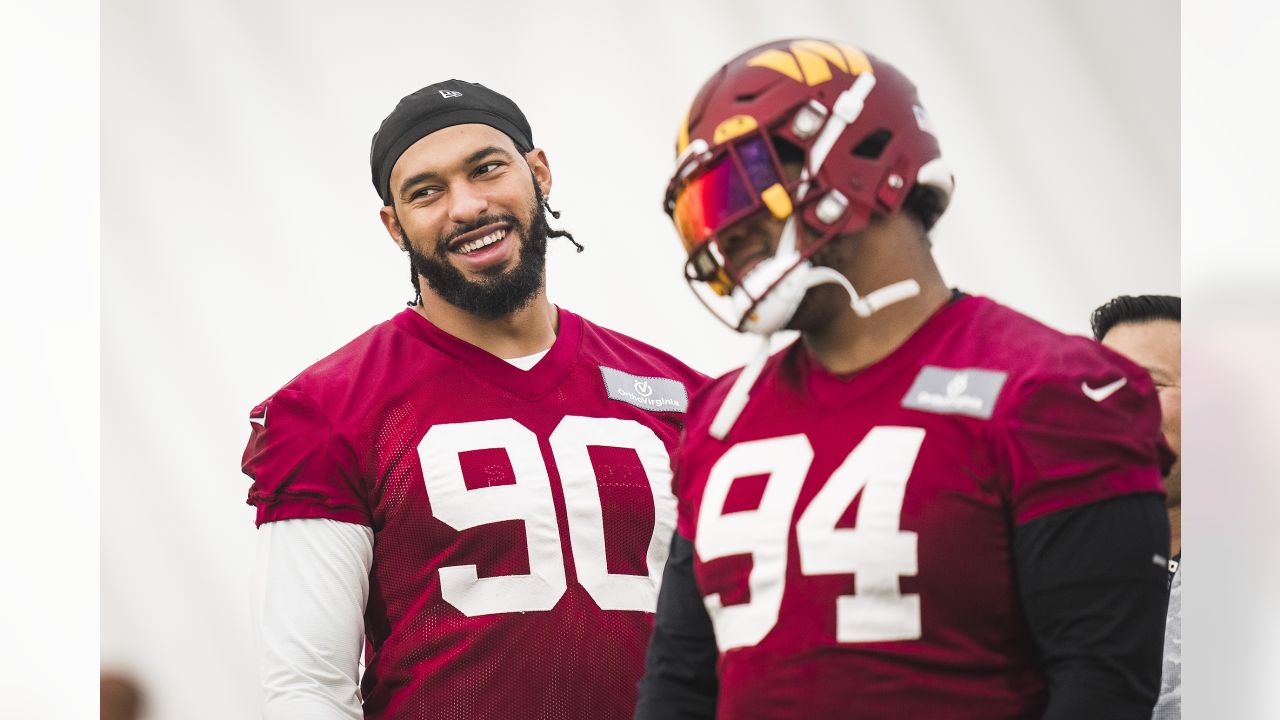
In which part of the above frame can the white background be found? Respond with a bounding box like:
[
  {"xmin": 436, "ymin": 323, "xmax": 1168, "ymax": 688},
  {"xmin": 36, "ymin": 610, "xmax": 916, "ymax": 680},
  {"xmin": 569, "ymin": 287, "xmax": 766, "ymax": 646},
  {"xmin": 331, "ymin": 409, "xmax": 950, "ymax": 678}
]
[
  {"xmin": 99, "ymin": 3, "xmax": 1178, "ymax": 716},
  {"xmin": 104, "ymin": 1, "xmax": 1175, "ymax": 718},
  {"xmin": 19, "ymin": 0, "xmax": 1274, "ymax": 718}
]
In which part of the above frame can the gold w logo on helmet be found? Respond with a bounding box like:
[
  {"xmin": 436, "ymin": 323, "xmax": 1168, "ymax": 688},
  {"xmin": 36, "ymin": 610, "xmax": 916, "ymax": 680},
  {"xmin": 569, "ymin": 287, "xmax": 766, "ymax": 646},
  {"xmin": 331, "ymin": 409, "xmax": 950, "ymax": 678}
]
[{"xmin": 747, "ymin": 40, "xmax": 872, "ymax": 86}]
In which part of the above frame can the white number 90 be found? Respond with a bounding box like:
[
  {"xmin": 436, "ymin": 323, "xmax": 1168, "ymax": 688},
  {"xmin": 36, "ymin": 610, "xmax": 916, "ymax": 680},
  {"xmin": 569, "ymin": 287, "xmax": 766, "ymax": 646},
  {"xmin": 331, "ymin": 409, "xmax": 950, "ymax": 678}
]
[{"xmin": 418, "ymin": 416, "xmax": 676, "ymax": 617}]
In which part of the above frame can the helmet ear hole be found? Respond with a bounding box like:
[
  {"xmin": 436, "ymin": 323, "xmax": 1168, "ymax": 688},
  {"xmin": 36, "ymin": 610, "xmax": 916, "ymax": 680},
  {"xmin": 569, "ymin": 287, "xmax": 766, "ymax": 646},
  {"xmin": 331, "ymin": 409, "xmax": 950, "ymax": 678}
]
[
  {"xmin": 851, "ymin": 129, "xmax": 893, "ymax": 159},
  {"xmin": 903, "ymin": 184, "xmax": 946, "ymax": 230}
]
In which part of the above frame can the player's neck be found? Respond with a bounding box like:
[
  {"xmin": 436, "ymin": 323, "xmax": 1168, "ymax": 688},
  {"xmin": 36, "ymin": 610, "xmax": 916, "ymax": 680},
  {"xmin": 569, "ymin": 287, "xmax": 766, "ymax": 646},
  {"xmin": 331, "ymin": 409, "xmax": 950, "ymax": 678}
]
[
  {"xmin": 414, "ymin": 288, "xmax": 558, "ymax": 359},
  {"xmin": 1168, "ymin": 503, "xmax": 1181, "ymax": 557},
  {"xmin": 799, "ymin": 216, "xmax": 952, "ymax": 375},
  {"xmin": 802, "ymin": 280, "xmax": 951, "ymax": 376}
]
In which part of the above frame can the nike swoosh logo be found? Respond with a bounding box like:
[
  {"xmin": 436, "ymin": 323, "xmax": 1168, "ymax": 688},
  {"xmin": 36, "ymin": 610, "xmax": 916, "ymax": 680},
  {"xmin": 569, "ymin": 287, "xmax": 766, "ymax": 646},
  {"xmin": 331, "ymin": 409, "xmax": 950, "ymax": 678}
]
[
  {"xmin": 1081, "ymin": 377, "xmax": 1127, "ymax": 402},
  {"xmin": 249, "ymin": 409, "xmax": 267, "ymax": 426}
]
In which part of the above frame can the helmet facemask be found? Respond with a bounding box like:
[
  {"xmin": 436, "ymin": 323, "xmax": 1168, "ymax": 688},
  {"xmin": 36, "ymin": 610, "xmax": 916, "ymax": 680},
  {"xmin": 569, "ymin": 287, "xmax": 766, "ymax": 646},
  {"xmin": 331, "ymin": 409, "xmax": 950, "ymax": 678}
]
[
  {"xmin": 667, "ymin": 125, "xmax": 849, "ymax": 334},
  {"xmin": 667, "ymin": 69, "xmax": 927, "ymax": 335}
]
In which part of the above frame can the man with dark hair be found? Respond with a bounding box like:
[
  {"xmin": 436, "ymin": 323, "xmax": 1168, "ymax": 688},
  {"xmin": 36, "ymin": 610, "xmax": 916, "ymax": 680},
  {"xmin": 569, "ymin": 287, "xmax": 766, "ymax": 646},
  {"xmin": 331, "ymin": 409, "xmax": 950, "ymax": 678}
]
[
  {"xmin": 635, "ymin": 39, "xmax": 1172, "ymax": 719},
  {"xmin": 1092, "ymin": 294, "xmax": 1182, "ymax": 719},
  {"xmin": 241, "ymin": 79, "xmax": 704, "ymax": 719}
]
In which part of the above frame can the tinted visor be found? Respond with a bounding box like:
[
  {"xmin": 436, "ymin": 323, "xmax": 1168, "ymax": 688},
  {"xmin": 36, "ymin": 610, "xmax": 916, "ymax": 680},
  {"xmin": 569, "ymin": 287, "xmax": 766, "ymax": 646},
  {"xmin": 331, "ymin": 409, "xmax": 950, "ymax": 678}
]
[{"xmin": 670, "ymin": 135, "xmax": 786, "ymax": 252}]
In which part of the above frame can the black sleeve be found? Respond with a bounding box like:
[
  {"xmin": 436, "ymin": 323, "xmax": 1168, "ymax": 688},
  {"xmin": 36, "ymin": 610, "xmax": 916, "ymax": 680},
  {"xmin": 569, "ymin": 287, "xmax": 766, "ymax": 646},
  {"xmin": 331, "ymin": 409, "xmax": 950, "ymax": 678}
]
[
  {"xmin": 634, "ymin": 532, "xmax": 718, "ymax": 720},
  {"xmin": 1014, "ymin": 492, "xmax": 1170, "ymax": 720}
]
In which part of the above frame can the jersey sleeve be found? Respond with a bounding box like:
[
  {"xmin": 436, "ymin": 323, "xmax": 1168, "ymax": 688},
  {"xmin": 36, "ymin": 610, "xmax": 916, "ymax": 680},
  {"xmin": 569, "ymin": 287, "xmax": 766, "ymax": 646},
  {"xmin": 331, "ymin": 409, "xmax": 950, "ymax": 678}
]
[
  {"xmin": 994, "ymin": 346, "xmax": 1173, "ymax": 525},
  {"xmin": 241, "ymin": 387, "xmax": 371, "ymax": 527},
  {"xmin": 673, "ymin": 374, "xmax": 735, "ymax": 541},
  {"xmin": 671, "ymin": 432, "xmax": 697, "ymax": 541}
]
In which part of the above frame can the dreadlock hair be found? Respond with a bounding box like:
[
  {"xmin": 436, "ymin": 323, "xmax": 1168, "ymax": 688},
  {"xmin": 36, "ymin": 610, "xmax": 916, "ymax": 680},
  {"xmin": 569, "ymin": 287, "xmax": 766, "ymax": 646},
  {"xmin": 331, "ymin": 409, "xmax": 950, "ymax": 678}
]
[
  {"xmin": 1090, "ymin": 294, "xmax": 1181, "ymax": 341},
  {"xmin": 543, "ymin": 198, "xmax": 584, "ymax": 253},
  {"xmin": 401, "ymin": 205, "xmax": 421, "ymax": 307},
  {"xmin": 408, "ymin": 259, "xmax": 422, "ymax": 307}
]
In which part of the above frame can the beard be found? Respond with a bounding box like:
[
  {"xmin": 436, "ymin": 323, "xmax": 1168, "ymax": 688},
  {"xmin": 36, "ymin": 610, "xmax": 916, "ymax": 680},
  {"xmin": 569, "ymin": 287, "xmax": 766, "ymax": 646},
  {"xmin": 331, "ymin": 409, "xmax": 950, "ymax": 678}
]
[
  {"xmin": 782, "ymin": 230, "xmax": 853, "ymax": 333},
  {"xmin": 785, "ymin": 281, "xmax": 846, "ymax": 333},
  {"xmin": 401, "ymin": 181, "xmax": 550, "ymax": 319}
]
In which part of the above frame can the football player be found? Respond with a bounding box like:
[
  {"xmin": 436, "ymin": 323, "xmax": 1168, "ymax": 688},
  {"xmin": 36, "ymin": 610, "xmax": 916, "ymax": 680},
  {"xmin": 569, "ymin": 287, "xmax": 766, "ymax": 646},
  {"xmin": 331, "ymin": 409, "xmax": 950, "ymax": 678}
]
[
  {"xmin": 635, "ymin": 40, "xmax": 1172, "ymax": 719},
  {"xmin": 241, "ymin": 80, "xmax": 705, "ymax": 719}
]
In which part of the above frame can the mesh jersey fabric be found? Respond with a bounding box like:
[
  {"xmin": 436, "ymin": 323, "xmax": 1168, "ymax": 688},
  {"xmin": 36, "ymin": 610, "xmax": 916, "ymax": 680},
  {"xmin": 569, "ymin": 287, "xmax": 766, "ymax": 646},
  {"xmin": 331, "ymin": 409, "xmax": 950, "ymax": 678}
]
[
  {"xmin": 674, "ymin": 295, "xmax": 1171, "ymax": 720},
  {"xmin": 241, "ymin": 307, "xmax": 707, "ymax": 720}
]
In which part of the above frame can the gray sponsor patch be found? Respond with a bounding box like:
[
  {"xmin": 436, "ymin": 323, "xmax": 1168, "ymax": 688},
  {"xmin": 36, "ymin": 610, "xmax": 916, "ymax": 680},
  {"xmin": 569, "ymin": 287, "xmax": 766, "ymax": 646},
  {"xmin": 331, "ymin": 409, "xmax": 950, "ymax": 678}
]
[
  {"xmin": 599, "ymin": 366, "xmax": 688, "ymax": 413},
  {"xmin": 901, "ymin": 365, "xmax": 1007, "ymax": 420}
]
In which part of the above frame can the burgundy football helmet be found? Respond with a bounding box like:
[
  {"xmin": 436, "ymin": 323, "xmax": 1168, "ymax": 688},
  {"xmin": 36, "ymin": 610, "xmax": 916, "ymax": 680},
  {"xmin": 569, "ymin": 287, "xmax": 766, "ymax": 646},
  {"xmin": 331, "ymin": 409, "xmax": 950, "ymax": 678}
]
[{"xmin": 665, "ymin": 39, "xmax": 955, "ymax": 334}]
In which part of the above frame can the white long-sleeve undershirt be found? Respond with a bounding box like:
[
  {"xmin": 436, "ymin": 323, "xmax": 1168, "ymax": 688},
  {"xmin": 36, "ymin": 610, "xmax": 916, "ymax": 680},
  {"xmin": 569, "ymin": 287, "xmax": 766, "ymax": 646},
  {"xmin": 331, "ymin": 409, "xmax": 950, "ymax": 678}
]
[{"xmin": 252, "ymin": 518, "xmax": 374, "ymax": 720}]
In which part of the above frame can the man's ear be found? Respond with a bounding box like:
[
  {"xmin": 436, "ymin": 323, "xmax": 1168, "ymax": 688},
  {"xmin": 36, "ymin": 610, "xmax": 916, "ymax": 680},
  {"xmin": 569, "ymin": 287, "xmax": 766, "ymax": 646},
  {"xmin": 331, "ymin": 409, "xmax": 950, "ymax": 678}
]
[
  {"xmin": 379, "ymin": 205, "xmax": 407, "ymax": 250},
  {"xmin": 526, "ymin": 148, "xmax": 552, "ymax": 198}
]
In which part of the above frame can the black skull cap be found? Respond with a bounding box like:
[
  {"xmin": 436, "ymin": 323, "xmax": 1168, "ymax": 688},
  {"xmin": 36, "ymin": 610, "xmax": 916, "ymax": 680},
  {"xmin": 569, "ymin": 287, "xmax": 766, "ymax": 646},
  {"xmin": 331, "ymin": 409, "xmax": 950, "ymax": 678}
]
[{"xmin": 370, "ymin": 79, "xmax": 534, "ymax": 205}]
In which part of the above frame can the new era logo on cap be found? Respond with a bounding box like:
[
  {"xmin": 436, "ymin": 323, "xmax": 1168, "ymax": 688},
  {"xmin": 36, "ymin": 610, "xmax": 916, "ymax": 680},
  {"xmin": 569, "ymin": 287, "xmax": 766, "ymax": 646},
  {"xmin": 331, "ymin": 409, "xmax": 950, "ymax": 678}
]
[{"xmin": 371, "ymin": 79, "xmax": 534, "ymax": 204}]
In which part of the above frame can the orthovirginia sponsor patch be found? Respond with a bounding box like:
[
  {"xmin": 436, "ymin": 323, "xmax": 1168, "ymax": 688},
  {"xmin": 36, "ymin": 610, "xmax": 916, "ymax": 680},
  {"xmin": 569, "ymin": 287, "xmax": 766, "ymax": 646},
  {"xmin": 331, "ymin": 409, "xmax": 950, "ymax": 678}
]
[
  {"xmin": 599, "ymin": 366, "xmax": 688, "ymax": 413},
  {"xmin": 901, "ymin": 366, "xmax": 1007, "ymax": 420}
]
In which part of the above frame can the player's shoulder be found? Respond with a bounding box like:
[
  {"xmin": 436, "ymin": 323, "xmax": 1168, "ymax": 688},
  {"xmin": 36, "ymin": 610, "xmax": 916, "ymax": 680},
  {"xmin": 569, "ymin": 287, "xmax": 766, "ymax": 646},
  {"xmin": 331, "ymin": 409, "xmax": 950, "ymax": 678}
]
[
  {"xmin": 254, "ymin": 309, "xmax": 436, "ymax": 419},
  {"xmin": 571, "ymin": 308, "xmax": 710, "ymax": 390},
  {"xmin": 958, "ymin": 296, "xmax": 1156, "ymax": 421},
  {"xmin": 683, "ymin": 345, "xmax": 794, "ymax": 439}
]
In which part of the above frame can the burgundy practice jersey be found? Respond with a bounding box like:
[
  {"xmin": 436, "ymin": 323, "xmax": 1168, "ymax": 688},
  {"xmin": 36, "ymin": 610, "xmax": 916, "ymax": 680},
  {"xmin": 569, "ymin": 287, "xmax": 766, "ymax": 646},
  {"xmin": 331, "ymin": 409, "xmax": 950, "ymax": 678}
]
[
  {"xmin": 675, "ymin": 295, "xmax": 1170, "ymax": 720},
  {"xmin": 241, "ymin": 307, "xmax": 706, "ymax": 720}
]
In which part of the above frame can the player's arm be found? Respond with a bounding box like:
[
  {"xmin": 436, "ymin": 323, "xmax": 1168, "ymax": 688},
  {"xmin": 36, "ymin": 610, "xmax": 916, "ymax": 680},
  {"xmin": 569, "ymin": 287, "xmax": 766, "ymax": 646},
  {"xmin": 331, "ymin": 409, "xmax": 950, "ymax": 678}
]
[
  {"xmin": 1014, "ymin": 494, "xmax": 1169, "ymax": 719},
  {"xmin": 252, "ymin": 518, "xmax": 374, "ymax": 720},
  {"xmin": 1000, "ymin": 346, "xmax": 1174, "ymax": 719},
  {"xmin": 635, "ymin": 531, "xmax": 718, "ymax": 720},
  {"xmin": 242, "ymin": 388, "xmax": 374, "ymax": 719}
]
